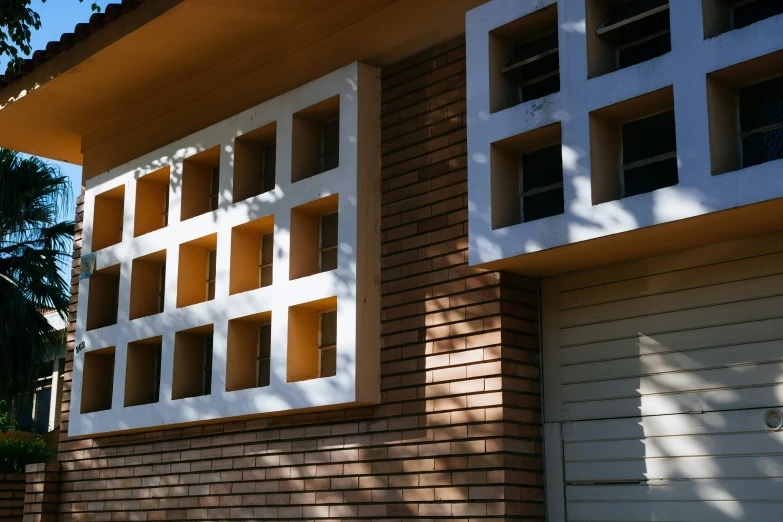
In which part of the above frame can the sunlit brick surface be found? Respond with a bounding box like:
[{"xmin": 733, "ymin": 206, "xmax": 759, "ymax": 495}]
[{"xmin": 55, "ymin": 37, "xmax": 546, "ymax": 521}]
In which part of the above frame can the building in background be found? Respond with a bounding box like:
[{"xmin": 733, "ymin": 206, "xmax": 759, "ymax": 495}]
[
  {"xmin": 0, "ymin": 1, "xmax": 782, "ymax": 521},
  {"xmin": 16, "ymin": 310, "xmax": 66, "ymax": 435}
]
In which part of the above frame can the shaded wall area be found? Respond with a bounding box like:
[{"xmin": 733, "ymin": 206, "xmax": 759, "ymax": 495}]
[
  {"xmin": 49, "ymin": 36, "xmax": 544, "ymax": 520},
  {"xmin": 0, "ymin": 473, "xmax": 24, "ymax": 521}
]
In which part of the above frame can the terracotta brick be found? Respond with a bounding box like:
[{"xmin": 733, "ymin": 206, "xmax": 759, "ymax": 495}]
[{"xmin": 44, "ymin": 37, "xmax": 544, "ymax": 522}]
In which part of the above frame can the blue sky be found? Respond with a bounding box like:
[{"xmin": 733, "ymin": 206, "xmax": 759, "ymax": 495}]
[{"xmin": 1, "ymin": 1, "xmax": 113, "ymax": 278}]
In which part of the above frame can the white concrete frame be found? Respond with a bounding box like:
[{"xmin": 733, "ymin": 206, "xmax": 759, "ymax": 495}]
[
  {"xmin": 70, "ymin": 62, "xmax": 381, "ymax": 437},
  {"xmin": 466, "ymin": 0, "xmax": 783, "ymax": 266}
]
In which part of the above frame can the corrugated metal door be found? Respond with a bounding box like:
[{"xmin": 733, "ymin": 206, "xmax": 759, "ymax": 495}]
[{"xmin": 542, "ymin": 231, "xmax": 783, "ymax": 521}]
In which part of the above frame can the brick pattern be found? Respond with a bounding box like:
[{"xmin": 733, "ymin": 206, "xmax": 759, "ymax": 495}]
[
  {"xmin": 0, "ymin": 473, "xmax": 25, "ymax": 521},
  {"xmin": 59, "ymin": 188, "xmax": 83, "ymax": 437},
  {"xmin": 46, "ymin": 35, "xmax": 545, "ymax": 520},
  {"xmin": 23, "ymin": 464, "xmax": 60, "ymax": 522}
]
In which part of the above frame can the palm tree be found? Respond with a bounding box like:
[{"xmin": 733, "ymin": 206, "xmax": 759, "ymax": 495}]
[{"xmin": 0, "ymin": 149, "xmax": 74, "ymax": 414}]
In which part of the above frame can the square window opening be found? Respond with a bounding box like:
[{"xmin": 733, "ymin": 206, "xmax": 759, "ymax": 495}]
[
  {"xmin": 91, "ymin": 185, "xmax": 125, "ymax": 251},
  {"xmin": 707, "ymin": 51, "xmax": 783, "ymax": 174},
  {"xmin": 289, "ymin": 194, "xmax": 339, "ymax": 279},
  {"xmin": 181, "ymin": 146, "xmax": 220, "ymax": 221},
  {"xmin": 172, "ymin": 324, "xmax": 214, "ymax": 400},
  {"xmin": 233, "ymin": 121, "xmax": 277, "ymax": 203},
  {"xmin": 292, "ymin": 95, "xmax": 340, "ymax": 182},
  {"xmin": 129, "ymin": 250, "xmax": 167, "ymax": 320},
  {"xmin": 489, "ymin": 123, "xmax": 562, "ymax": 229},
  {"xmin": 124, "ymin": 337, "xmax": 162, "ymax": 407},
  {"xmin": 587, "ymin": 0, "xmax": 671, "ymax": 78},
  {"xmin": 229, "ymin": 216, "xmax": 275, "ymax": 295},
  {"xmin": 703, "ymin": 0, "xmax": 783, "ymax": 38},
  {"xmin": 80, "ymin": 347, "xmax": 115, "ymax": 413},
  {"xmin": 134, "ymin": 167, "xmax": 170, "ymax": 237},
  {"xmin": 226, "ymin": 311, "xmax": 272, "ymax": 391},
  {"xmin": 489, "ymin": 3, "xmax": 559, "ymax": 113},
  {"xmin": 177, "ymin": 233, "xmax": 218, "ymax": 308},
  {"xmin": 86, "ymin": 263, "xmax": 121, "ymax": 331},
  {"xmin": 287, "ymin": 297, "xmax": 337, "ymax": 382},
  {"xmin": 590, "ymin": 86, "xmax": 676, "ymax": 204}
]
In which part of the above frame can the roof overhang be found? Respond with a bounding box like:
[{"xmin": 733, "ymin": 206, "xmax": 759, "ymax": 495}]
[{"xmin": 0, "ymin": 0, "xmax": 486, "ymax": 178}]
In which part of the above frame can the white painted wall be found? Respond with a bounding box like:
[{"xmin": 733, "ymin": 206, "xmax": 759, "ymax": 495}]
[
  {"xmin": 541, "ymin": 230, "xmax": 783, "ymax": 521},
  {"xmin": 69, "ymin": 62, "xmax": 381, "ymax": 437},
  {"xmin": 466, "ymin": 0, "xmax": 783, "ymax": 265}
]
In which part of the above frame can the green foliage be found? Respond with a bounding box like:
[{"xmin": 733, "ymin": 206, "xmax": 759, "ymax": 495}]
[
  {"xmin": 1, "ymin": 0, "xmax": 101, "ymax": 73},
  {"xmin": 0, "ymin": 400, "xmax": 18, "ymax": 433},
  {"xmin": 0, "ymin": 436, "xmax": 56, "ymax": 473},
  {"xmin": 0, "ymin": 149, "xmax": 73, "ymax": 406}
]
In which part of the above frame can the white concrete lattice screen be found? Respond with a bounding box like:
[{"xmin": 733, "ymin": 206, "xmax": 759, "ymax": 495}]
[
  {"xmin": 466, "ymin": 0, "xmax": 783, "ymax": 266},
  {"xmin": 70, "ymin": 62, "xmax": 381, "ymax": 437}
]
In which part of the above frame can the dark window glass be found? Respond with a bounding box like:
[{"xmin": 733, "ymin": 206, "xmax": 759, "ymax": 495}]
[
  {"xmin": 622, "ymin": 110, "xmax": 677, "ymax": 164},
  {"xmin": 522, "ymin": 144, "xmax": 562, "ymax": 190},
  {"xmin": 320, "ymin": 310, "xmax": 337, "ymax": 347},
  {"xmin": 618, "ymin": 31, "xmax": 671, "ymax": 69},
  {"xmin": 320, "ymin": 213, "xmax": 338, "ymax": 249},
  {"xmin": 203, "ymin": 336, "xmax": 213, "ymax": 396},
  {"xmin": 34, "ymin": 385, "xmax": 51, "ymax": 433},
  {"xmin": 523, "ymin": 189, "xmax": 564, "ymax": 222},
  {"xmin": 503, "ymin": 33, "xmax": 560, "ymax": 104},
  {"xmin": 320, "ymin": 212, "xmax": 338, "ymax": 272},
  {"xmin": 320, "ymin": 249, "xmax": 338, "ymax": 272},
  {"xmin": 152, "ymin": 352, "xmax": 161, "ymax": 404},
  {"xmin": 320, "ymin": 347, "xmax": 337, "ymax": 378},
  {"xmin": 209, "ymin": 166, "xmax": 219, "ymax": 211},
  {"xmin": 257, "ymin": 324, "xmax": 271, "ymax": 387},
  {"xmin": 742, "ymin": 127, "xmax": 783, "ymax": 168},
  {"xmin": 504, "ymin": 33, "xmax": 558, "ymax": 69},
  {"xmin": 624, "ymin": 156, "xmax": 678, "ymax": 197},
  {"xmin": 158, "ymin": 265, "xmax": 166, "ymax": 313},
  {"xmin": 599, "ymin": 1, "xmax": 670, "ymax": 70},
  {"xmin": 207, "ymin": 250, "xmax": 217, "ymax": 301},
  {"xmin": 520, "ymin": 143, "xmax": 564, "ymax": 222},
  {"xmin": 261, "ymin": 233, "xmax": 274, "ymax": 266},
  {"xmin": 163, "ymin": 185, "xmax": 170, "ymax": 227},
  {"xmin": 322, "ymin": 119, "xmax": 339, "ymax": 172},
  {"xmin": 616, "ymin": 8, "xmax": 670, "ymax": 47},
  {"xmin": 733, "ymin": 0, "xmax": 783, "ymax": 29},
  {"xmin": 739, "ymin": 75, "xmax": 783, "ymax": 169},
  {"xmin": 260, "ymin": 232, "xmax": 274, "ymax": 288},
  {"xmin": 262, "ymin": 143, "xmax": 276, "ymax": 193},
  {"xmin": 518, "ymin": 49, "xmax": 559, "ymax": 82},
  {"xmin": 739, "ymin": 75, "xmax": 783, "ymax": 132},
  {"xmin": 319, "ymin": 310, "xmax": 337, "ymax": 378},
  {"xmin": 599, "ymin": 0, "xmax": 668, "ymax": 32},
  {"xmin": 260, "ymin": 266, "xmax": 273, "ymax": 287},
  {"xmin": 521, "ymin": 71, "xmax": 560, "ymax": 103}
]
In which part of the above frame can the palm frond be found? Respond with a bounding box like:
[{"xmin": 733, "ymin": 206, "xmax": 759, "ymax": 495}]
[{"xmin": 0, "ymin": 148, "xmax": 74, "ymax": 404}]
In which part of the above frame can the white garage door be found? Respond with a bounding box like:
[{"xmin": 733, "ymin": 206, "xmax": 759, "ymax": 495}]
[{"xmin": 542, "ymin": 231, "xmax": 783, "ymax": 522}]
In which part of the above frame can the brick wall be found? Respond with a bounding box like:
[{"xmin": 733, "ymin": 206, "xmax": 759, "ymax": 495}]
[
  {"xmin": 23, "ymin": 463, "xmax": 59, "ymax": 522},
  {"xmin": 0, "ymin": 473, "xmax": 24, "ymax": 521},
  {"xmin": 50, "ymin": 35, "xmax": 544, "ymax": 520}
]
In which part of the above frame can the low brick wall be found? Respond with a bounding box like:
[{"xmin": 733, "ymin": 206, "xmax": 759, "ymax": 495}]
[
  {"xmin": 23, "ymin": 463, "xmax": 60, "ymax": 522},
  {"xmin": 0, "ymin": 473, "xmax": 25, "ymax": 522}
]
